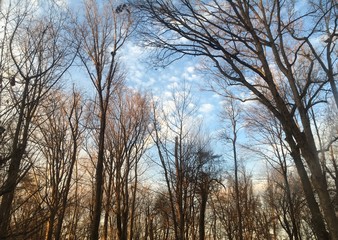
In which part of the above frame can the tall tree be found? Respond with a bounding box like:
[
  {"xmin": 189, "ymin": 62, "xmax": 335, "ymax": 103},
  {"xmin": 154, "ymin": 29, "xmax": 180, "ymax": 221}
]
[
  {"xmin": 246, "ymin": 103, "xmax": 329, "ymax": 239},
  {"xmin": 136, "ymin": 0, "xmax": 337, "ymax": 238},
  {"xmin": 33, "ymin": 89, "xmax": 84, "ymax": 240},
  {"xmin": 247, "ymin": 105, "xmax": 311, "ymax": 238},
  {"xmin": 193, "ymin": 147, "xmax": 220, "ymax": 240},
  {"xmin": 73, "ymin": 0, "xmax": 132, "ymax": 238},
  {"xmin": 151, "ymin": 84, "xmax": 201, "ymax": 240},
  {"xmin": 220, "ymin": 98, "xmax": 244, "ymax": 240},
  {"xmin": 103, "ymin": 88, "xmax": 151, "ymax": 240},
  {"xmin": 151, "ymin": 83, "xmax": 219, "ymax": 240},
  {"xmin": 0, "ymin": 1, "xmax": 75, "ymax": 237}
]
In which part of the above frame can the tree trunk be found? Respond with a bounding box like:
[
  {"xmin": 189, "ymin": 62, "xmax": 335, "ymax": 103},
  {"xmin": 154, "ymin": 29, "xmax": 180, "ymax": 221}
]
[
  {"xmin": 300, "ymin": 143, "xmax": 338, "ymax": 239},
  {"xmin": 55, "ymin": 138, "xmax": 79, "ymax": 240},
  {"xmin": 45, "ymin": 210, "xmax": 56, "ymax": 240},
  {"xmin": 288, "ymin": 140, "xmax": 330, "ymax": 239},
  {"xmin": 282, "ymin": 170, "xmax": 300, "ymax": 240},
  {"xmin": 0, "ymin": 148, "xmax": 24, "ymax": 238},
  {"xmin": 90, "ymin": 112, "xmax": 106, "ymax": 240},
  {"xmin": 233, "ymin": 139, "xmax": 243, "ymax": 240},
  {"xmin": 199, "ymin": 189, "xmax": 208, "ymax": 240}
]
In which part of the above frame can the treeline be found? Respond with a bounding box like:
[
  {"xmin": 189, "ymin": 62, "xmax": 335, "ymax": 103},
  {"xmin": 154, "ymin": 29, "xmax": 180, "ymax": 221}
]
[{"xmin": 0, "ymin": 0, "xmax": 337, "ymax": 240}]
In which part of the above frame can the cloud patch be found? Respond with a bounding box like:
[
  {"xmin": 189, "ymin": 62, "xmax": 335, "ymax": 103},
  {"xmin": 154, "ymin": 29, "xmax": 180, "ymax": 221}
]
[{"xmin": 199, "ymin": 103, "xmax": 214, "ymax": 114}]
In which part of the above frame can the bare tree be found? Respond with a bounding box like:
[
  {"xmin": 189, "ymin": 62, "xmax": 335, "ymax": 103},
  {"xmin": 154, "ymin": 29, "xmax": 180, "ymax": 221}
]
[
  {"xmin": 220, "ymin": 98, "xmax": 244, "ymax": 240},
  {"xmin": 136, "ymin": 0, "xmax": 337, "ymax": 238},
  {"xmin": 73, "ymin": 0, "xmax": 133, "ymax": 238},
  {"xmin": 32, "ymin": 89, "xmax": 84, "ymax": 240},
  {"xmin": 150, "ymin": 83, "xmax": 220, "ymax": 240},
  {"xmin": 0, "ymin": 1, "xmax": 75, "ymax": 237},
  {"xmin": 247, "ymin": 106, "xmax": 311, "ymax": 238},
  {"xmin": 102, "ymin": 88, "xmax": 151, "ymax": 240},
  {"xmin": 211, "ymin": 168, "xmax": 270, "ymax": 239},
  {"xmin": 265, "ymin": 167, "xmax": 313, "ymax": 239},
  {"xmin": 193, "ymin": 147, "xmax": 221, "ymax": 240},
  {"xmin": 246, "ymin": 104, "xmax": 329, "ymax": 239},
  {"xmin": 151, "ymin": 84, "xmax": 201, "ymax": 240}
]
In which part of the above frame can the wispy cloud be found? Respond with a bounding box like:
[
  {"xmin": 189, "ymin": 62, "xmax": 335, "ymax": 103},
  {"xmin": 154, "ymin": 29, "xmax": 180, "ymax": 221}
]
[{"xmin": 199, "ymin": 103, "xmax": 214, "ymax": 114}]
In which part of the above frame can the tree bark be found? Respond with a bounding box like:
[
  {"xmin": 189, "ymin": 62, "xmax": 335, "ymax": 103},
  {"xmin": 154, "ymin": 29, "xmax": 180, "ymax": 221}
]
[
  {"xmin": 0, "ymin": 151, "xmax": 23, "ymax": 238},
  {"xmin": 287, "ymin": 137, "xmax": 330, "ymax": 239},
  {"xmin": 0, "ymin": 80, "xmax": 30, "ymax": 238},
  {"xmin": 198, "ymin": 188, "xmax": 208, "ymax": 240},
  {"xmin": 90, "ymin": 111, "xmax": 106, "ymax": 240}
]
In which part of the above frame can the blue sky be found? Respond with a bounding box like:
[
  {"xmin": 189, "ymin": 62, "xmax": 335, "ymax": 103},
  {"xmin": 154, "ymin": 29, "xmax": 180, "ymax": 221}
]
[
  {"xmin": 118, "ymin": 42, "xmax": 268, "ymax": 177},
  {"xmin": 58, "ymin": 0, "xmax": 270, "ymax": 180},
  {"xmin": 120, "ymin": 42, "xmax": 222, "ymax": 134}
]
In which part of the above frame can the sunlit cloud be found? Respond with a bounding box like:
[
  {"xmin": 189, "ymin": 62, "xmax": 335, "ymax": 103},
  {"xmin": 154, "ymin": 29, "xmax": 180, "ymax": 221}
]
[
  {"xmin": 199, "ymin": 103, "xmax": 214, "ymax": 114},
  {"xmin": 167, "ymin": 81, "xmax": 179, "ymax": 90}
]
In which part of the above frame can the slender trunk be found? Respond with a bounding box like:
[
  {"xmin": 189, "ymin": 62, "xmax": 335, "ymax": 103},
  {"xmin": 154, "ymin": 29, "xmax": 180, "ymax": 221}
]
[
  {"xmin": 55, "ymin": 211, "xmax": 63, "ymax": 240},
  {"xmin": 149, "ymin": 216, "xmax": 154, "ymax": 240},
  {"xmin": 128, "ymin": 163, "xmax": 138, "ymax": 240},
  {"xmin": 45, "ymin": 210, "xmax": 56, "ymax": 240},
  {"xmin": 233, "ymin": 139, "xmax": 243, "ymax": 240},
  {"xmin": 69, "ymin": 156, "xmax": 79, "ymax": 239},
  {"xmin": 287, "ymin": 142, "xmax": 329, "ymax": 240},
  {"xmin": 330, "ymin": 147, "xmax": 338, "ymax": 212},
  {"xmin": 282, "ymin": 171, "xmax": 299, "ymax": 240},
  {"xmin": 90, "ymin": 109, "xmax": 106, "ymax": 240},
  {"xmin": 116, "ymin": 163, "xmax": 123, "ymax": 240},
  {"xmin": 0, "ymin": 151, "xmax": 22, "ymax": 238},
  {"xmin": 55, "ymin": 141, "xmax": 78, "ymax": 240},
  {"xmin": 0, "ymin": 80, "xmax": 30, "ymax": 238},
  {"xmin": 102, "ymin": 208, "xmax": 109, "ymax": 240},
  {"xmin": 122, "ymin": 176, "xmax": 129, "ymax": 240},
  {"xmin": 175, "ymin": 136, "xmax": 184, "ymax": 240},
  {"xmin": 199, "ymin": 188, "xmax": 208, "ymax": 240},
  {"xmin": 103, "ymin": 171, "xmax": 113, "ymax": 240}
]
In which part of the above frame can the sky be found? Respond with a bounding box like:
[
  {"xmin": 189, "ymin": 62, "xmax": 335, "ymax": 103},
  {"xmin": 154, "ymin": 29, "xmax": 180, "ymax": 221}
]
[
  {"xmin": 58, "ymin": 0, "xmax": 270, "ymax": 181},
  {"xmin": 117, "ymin": 42, "xmax": 268, "ymax": 179},
  {"xmin": 0, "ymin": 0, "xmax": 274, "ymax": 191},
  {"xmin": 120, "ymin": 43, "xmax": 220, "ymax": 127},
  {"xmin": 50, "ymin": 0, "xmax": 238, "ymax": 171}
]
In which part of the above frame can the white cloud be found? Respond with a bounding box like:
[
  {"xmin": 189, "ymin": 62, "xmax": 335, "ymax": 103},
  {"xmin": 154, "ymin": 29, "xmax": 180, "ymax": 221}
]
[
  {"xmin": 188, "ymin": 102, "xmax": 195, "ymax": 110},
  {"xmin": 169, "ymin": 76, "xmax": 179, "ymax": 82},
  {"xmin": 186, "ymin": 66, "xmax": 194, "ymax": 73},
  {"xmin": 163, "ymin": 91, "xmax": 172, "ymax": 98},
  {"xmin": 199, "ymin": 103, "xmax": 214, "ymax": 113},
  {"xmin": 182, "ymin": 65, "xmax": 200, "ymax": 81},
  {"xmin": 167, "ymin": 81, "xmax": 179, "ymax": 89}
]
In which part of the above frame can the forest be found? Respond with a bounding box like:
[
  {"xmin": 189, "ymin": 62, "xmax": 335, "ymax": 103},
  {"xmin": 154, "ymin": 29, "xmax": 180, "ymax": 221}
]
[{"xmin": 0, "ymin": 0, "xmax": 337, "ymax": 239}]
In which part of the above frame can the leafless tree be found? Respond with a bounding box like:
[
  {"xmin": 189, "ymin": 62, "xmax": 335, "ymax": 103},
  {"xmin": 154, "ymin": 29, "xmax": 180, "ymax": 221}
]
[
  {"xmin": 210, "ymin": 168, "xmax": 271, "ymax": 239},
  {"xmin": 73, "ymin": 0, "xmax": 133, "ymax": 238},
  {"xmin": 193, "ymin": 147, "xmax": 221, "ymax": 240},
  {"xmin": 246, "ymin": 104, "xmax": 329, "ymax": 239},
  {"xmin": 135, "ymin": 0, "xmax": 337, "ymax": 238},
  {"xmin": 151, "ymin": 84, "xmax": 201, "ymax": 240},
  {"xmin": 220, "ymin": 98, "xmax": 244, "ymax": 240},
  {"xmin": 32, "ymin": 89, "xmax": 84, "ymax": 240},
  {"xmin": 102, "ymin": 88, "xmax": 151, "ymax": 240},
  {"xmin": 150, "ymin": 83, "xmax": 220, "ymax": 240},
  {"xmin": 247, "ymin": 106, "xmax": 311, "ymax": 238},
  {"xmin": 264, "ymin": 167, "xmax": 313, "ymax": 239},
  {"xmin": 0, "ymin": 1, "xmax": 75, "ymax": 237}
]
